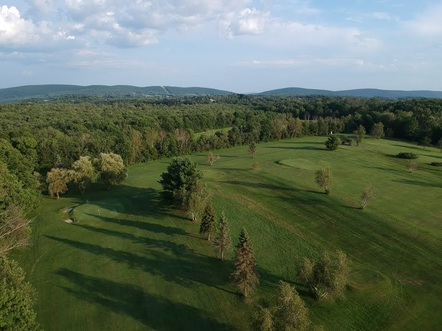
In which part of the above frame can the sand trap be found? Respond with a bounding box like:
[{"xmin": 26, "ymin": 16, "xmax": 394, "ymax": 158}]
[{"xmin": 64, "ymin": 218, "xmax": 76, "ymax": 224}]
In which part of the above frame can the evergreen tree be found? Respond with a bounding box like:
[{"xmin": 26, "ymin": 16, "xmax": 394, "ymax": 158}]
[
  {"xmin": 213, "ymin": 213, "xmax": 231, "ymax": 261},
  {"xmin": 159, "ymin": 157, "xmax": 202, "ymax": 206},
  {"xmin": 231, "ymin": 228, "xmax": 259, "ymax": 297},
  {"xmin": 199, "ymin": 202, "xmax": 216, "ymax": 240},
  {"xmin": 324, "ymin": 135, "xmax": 339, "ymax": 151}
]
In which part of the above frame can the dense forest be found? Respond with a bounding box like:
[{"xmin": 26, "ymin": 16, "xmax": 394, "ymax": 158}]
[
  {"xmin": 1, "ymin": 95, "xmax": 441, "ymax": 176},
  {"xmin": 1, "ymin": 94, "xmax": 441, "ymax": 329}
]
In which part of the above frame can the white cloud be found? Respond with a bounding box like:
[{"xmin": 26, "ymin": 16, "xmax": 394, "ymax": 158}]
[
  {"xmin": 407, "ymin": 4, "xmax": 442, "ymax": 38},
  {"xmin": 0, "ymin": 6, "xmax": 38, "ymax": 45},
  {"xmin": 224, "ymin": 8, "xmax": 270, "ymax": 37},
  {"xmin": 0, "ymin": 5, "xmax": 78, "ymax": 49}
]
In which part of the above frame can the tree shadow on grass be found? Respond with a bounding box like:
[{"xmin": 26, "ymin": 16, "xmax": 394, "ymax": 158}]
[
  {"xmin": 56, "ymin": 268, "xmax": 236, "ymax": 331},
  {"xmin": 84, "ymin": 212, "xmax": 188, "ymax": 236},
  {"xmin": 46, "ymin": 235, "xmax": 233, "ymax": 291},
  {"xmin": 265, "ymin": 146, "xmax": 324, "ymax": 151},
  {"xmin": 392, "ymin": 179, "xmax": 442, "ymax": 188},
  {"xmin": 220, "ymin": 180, "xmax": 294, "ymax": 192},
  {"xmin": 72, "ymin": 223, "xmax": 190, "ymax": 255}
]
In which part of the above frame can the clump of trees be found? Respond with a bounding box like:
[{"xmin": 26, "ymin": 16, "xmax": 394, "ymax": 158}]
[
  {"xmin": 46, "ymin": 153, "xmax": 126, "ymax": 198},
  {"xmin": 0, "ymin": 257, "xmax": 40, "ymax": 331},
  {"xmin": 0, "ymin": 163, "xmax": 40, "ymax": 330},
  {"xmin": 298, "ymin": 250, "xmax": 350, "ymax": 301},
  {"xmin": 253, "ymin": 281, "xmax": 316, "ymax": 331},
  {"xmin": 159, "ymin": 158, "xmax": 205, "ymax": 220}
]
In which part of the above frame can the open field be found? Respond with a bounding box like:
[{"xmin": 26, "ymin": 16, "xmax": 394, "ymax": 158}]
[{"xmin": 17, "ymin": 136, "xmax": 442, "ymax": 330}]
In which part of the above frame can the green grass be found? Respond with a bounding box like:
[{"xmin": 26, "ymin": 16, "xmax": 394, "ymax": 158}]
[{"xmin": 17, "ymin": 137, "xmax": 442, "ymax": 330}]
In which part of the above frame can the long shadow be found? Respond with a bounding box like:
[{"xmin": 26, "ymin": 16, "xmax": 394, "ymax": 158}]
[
  {"xmin": 46, "ymin": 235, "xmax": 233, "ymax": 290},
  {"xmin": 266, "ymin": 146, "xmax": 324, "ymax": 151},
  {"xmin": 392, "ymin": 179, "xmax": 442, "ymax": 188},
  {"xmin": 73, "ymin": 223, "xmax": 191, "ymax": 255},
  {"xmin": 221, "ymin": 180, "xmax": 294, "ymax": 192},
  {"xmin": 103, "ymin": 186, "xmax": 169, "ymax": 217},
  {"xmin": 85, "ymin": 212, "xmax": 188, "ymax": 236},
  {"xmin": 56, "ymin": 268, "xmax": 236, "ymax": 331}
]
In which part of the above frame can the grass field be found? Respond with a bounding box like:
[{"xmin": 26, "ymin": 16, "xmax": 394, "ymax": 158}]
[{"xmin": 17, "ymin": 136, "xmax": 442, "ymax": 330}]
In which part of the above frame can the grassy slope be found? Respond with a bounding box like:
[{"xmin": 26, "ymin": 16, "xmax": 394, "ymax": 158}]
[{"xmin": 18, "ymin": 137, "xmax": 442, "ymax": 330}]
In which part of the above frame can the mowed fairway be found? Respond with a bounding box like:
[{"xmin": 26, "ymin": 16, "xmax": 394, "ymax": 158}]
[{"xmin": 18, "ymin": 137, "xmax": 442, "ymax": 330}]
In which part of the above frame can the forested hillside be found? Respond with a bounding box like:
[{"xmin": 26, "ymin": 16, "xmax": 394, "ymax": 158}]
[{"xmin": 0, "ymin": 95, "xmax": 441, "ymax": 174}]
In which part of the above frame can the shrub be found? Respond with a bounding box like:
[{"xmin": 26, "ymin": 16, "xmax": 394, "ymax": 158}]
[
  {"xmin": 397, "ymin": 152, "xmax": 418, "ymax": 159},
  {"xmin": 430, "ymin": 162, "xmax": 442, "ymax": 167}
]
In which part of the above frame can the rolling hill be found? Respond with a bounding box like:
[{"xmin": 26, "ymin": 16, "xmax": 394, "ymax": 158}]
[
  {"xmin": 1, "ymin": 84, "xmax": 442, "ymax": 102},
  {"xmin": 0, "ymin": 85, "xmax": 234, "ymax": 103}
]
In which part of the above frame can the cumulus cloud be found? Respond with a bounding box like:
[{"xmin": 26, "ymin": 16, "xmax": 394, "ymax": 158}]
[
  {"xmin": 224, "ymin": 8, "xmax": 270, "ymax": 37},
  {"xmin": 0, "ymin": 5, "xmax": 77, "ymax": 50}
]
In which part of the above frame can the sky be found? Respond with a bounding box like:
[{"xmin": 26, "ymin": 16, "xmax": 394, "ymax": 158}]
[{"xmin": 1, "ymin": 0, "xmax": 442, "ymax": 93}]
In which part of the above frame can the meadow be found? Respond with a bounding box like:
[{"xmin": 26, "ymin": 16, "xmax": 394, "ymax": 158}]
[{"xmin": 18, "ymin": 136, "xmax": 442, "ymax": 330}]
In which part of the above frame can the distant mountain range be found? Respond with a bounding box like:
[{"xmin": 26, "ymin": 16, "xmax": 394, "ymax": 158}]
[{"xmin": 1, "ymin": 84, "xmax": 442, "ymax": 102}]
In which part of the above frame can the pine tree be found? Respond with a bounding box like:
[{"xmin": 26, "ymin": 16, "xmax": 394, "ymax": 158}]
[
  {"xmin": 199, "ymin": 202, "xmax": 216, "ymax": 240},
  {"xmin": 231, "ymin": 228, "xmax": 259, "ymax": 297},
  {"xmin": 213, "ymin": 213, "xmax": 231, "ymax": 261}
]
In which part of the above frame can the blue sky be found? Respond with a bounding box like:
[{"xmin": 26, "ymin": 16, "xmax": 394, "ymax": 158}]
[{"xmin": 1, "ymin": 0, "xmax": 441, "ymax": 92}]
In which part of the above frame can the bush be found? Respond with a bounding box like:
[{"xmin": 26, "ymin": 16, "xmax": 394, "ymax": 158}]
[
  {"xmin": 430, "ymin": 162, "xmax": 442, "ymax": 167},
  {"xmin": 340, "ymin": 135, "xmax": 352, "ymax": 146},
  {"xmin": 325, "ymin": 135, "xmax": 339, "ymax": 151},
  {"xmin": 397, "ymin": 152, "xmax": 418, "ymax": 159}
]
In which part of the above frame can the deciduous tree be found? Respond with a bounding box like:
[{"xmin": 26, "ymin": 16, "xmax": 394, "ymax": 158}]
[
  {"xmin": 273, "ymin": 281, "xmax": 310, "ymax": 331},
  {"xmin": 371, "ymin": 122, "xmax": 384, "ymax": 139},
  {"xmin": 96, "ymin": 153, "xmax": 126, "ymax": 190},
  {"xmin": 353, "ymin": 125, "xmax": 366, "ymax": 146},
  {"xmin": 0, "ymin": 256, "xmax": 39, "ymax": 331},
  {"xmin": 207, "ymin": 151, "xmax": 220, "ymax": 166},
  {"xmin": 47, "ymin": 168, "xmax": 73, "ymax": 199},
  {"xmin": 249, "ymin": 141, "xmax": 257, "ymax": 158},
  {"xmin": 183, "ymin": 181, "xmax": 209, "ymax": 221},
  {"xmin": 71, "ymin": 156, "xmax": 96, "ymax": 195},
  {"xmin": 315, "ymin": 167, "xmax": 332, "ymax": 194},
  {"xmin": 0, "ymin": 205, "xmax": 31, "ymax": 256},
  {"xmin": 298, "ymin": 250, "xmax": 349, "ymax": 301},
  {"xmin": 231, "ymin": 228, "xmax": 259, "ymax": 297},
  {"xmin": 361, "ymin": 184, "xmax": 378, "ymax": 210}
]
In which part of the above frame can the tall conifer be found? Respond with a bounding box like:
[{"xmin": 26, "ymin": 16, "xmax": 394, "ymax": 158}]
[
  {"xmin": 213, "ymin": 213, "xmax": 231, "ymax": 261},
  {"xmin": 199, "ymin": 202, "xmax": 216, "ymax": 240},
  {"xmin": 231, "ymin": 228, "xmax": 259, "ymax": 297}
]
